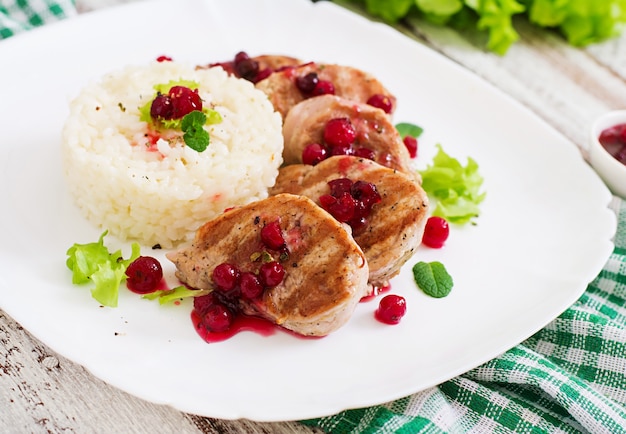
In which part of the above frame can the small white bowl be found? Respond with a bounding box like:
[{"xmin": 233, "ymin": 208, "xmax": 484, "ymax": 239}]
[{"xmin": 589, "ymin": 110, "xmax": 626, "ymax": 199}]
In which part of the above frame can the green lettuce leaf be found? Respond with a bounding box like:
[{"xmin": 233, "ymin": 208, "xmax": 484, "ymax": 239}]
[
  {"xmin": 364, "ymin": 0, "xmax": 414, "ymax": 22},
  {"xmin": 142, "ymin": 286, "xmax": 211, "ymax": 305},
  {"xmin": 332, "ymin": 0, "xmax": 625, "ymax": 54},
  {"xmin": 66, "ymin": 231, "xmax": 140, "ymax": 307},
  {"xmin": 418, "ymin": 144, "xmax": 485, "ymax": 224},
  {"xmin": 465, "ymin": 0, "xmax": 526, "ymax": 55},
  {"xmin": 528, "ymin": 0, "xmax": 626, "ymax": 46}
]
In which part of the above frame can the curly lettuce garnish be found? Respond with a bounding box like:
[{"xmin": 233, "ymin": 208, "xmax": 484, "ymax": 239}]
[
  {"xmin": 335, "ymin": 0, "xmax": 626, "ymax": 55},
  {"xmin": 66, "ymin": 231, "xmax": 140, "ymax": 307},
  {"xmin": 418, "ymin": 144, "xmax": 485, "ymax": 224}
]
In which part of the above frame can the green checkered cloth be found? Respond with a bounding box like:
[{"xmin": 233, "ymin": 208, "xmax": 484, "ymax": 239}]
[
  {"xmin": 303, "ymin": 197, "xmax": 626, "ymax": 433},
  {"xmin": 0, "ymin": 0, "xmax": 75, "ymax": 39}
]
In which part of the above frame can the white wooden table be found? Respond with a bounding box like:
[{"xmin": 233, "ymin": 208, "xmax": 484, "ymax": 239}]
[{"xmin": 2, "ymin": 1, "xmax": 625, "ymax": 432}]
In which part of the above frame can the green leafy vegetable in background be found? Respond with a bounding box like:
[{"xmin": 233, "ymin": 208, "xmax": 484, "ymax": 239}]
[
  {"xmin": 418, "ymin": 144, "xmax": 485, "ymax": 224},
  {"xmin": 333, "ymin": 0, "xmax": 626, "ymax": 54},
  {"xmin": 412, "ymin": 261, "xmax": 454, "ymax": 298},
  {"xmin": 66, "ymin": 231, "xmax": 140, "ymax": 307}
]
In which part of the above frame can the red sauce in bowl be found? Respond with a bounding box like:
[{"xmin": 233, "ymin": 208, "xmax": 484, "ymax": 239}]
[{"xmin": 599, "ymin": 123, "xmax": 626, "ymax": 165}]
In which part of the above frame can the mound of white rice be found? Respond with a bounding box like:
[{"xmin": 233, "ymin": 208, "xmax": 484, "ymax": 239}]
[{"xmin": 62, "ymin": 61, "xmax": 283, "ymax": 248}]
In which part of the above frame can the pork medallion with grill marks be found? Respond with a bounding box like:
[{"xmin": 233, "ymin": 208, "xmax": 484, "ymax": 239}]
[
  {"xmin": 281, "ymin": 94, "xmax": 414, "ymax": 177},
  {"xmin": 255, "ymin": 62, "xmax": 397, "ymax": 119},
  {"xmin": 270, "ymin": 156, "xmax": 429, "ymax": 287},
  {"xmin": 166, "ymin": 193, "xmax": 369, "ymax": 337}
]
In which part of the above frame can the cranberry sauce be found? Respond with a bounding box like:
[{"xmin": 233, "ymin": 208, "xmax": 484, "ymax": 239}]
[
  {"xmin": 191, "ymin": 217, "xmax": 291, "ymax": 339},
  {"xmin": 599, "ymin": 122, "xmax": 626, "ymax": 165},
  {"xmin": 191, "ymin": 309, "xmax": 276, "ymax": 343},
  {"xmin": 360, "ymin": 282, "xmax": 392, "ymax": 302}
]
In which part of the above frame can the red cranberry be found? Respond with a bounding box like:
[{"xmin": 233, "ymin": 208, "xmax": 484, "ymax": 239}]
[
  {"xmin": 150, "ymin": 94, "xmax": 174, "ymax": 119},
  {"xmin": 125, "ymin": 256, "xmax": 163, "ymax": 294},
  {"xmin": 328, "ymin": 178, "xmax": 353, "ymax": 197},
  {"xmin": 323, "ymin": 118, "xmax": 356, "ymax": 147},
  {"xmin": 375, "ymin": 294, "xmax": 406, "ymax": 324},
  {"xmin": 422, "ymin": 216, "xmax": 449, "ymax": 248},
  {"xmin": 403, "ymin": 136, "xmax": 418, "ymax": 158},
  {"xmin": 366, "ymin": 94, "xmax": 393, "ymax": 114},
  {"xmin": 193, "ymin": 293, "xmax": 218, "ymax": 317},
  {"xmin": 329, "ymin": 143, "xmax": 355, "ymax": 156},
  {"xmin": 233, "ymin": 52, "xmax": 259, "ymax": 81},
  {"xmin": 258, "ymin": 261, "xmax": 285, "ymax": 287},
  {"xmin": 156, "ymin": 55, "xmax": 172, "ymax": 62},
  {"xmin": 261, "ymin": 220, "xmax": 286, "ymax": 250},
  {"xmin": 233, "ymin": 51, "xmax": 250, "ymax": 64},
  {"xmin": 296, "ymin": 72, "xmax": 319, "ymax": 94},
  {"xmin": 353, "ymin": 147, "xmax": 376, "ymax": 161},
  {"xmin": 351, "ymin": 180, "xmax": 381, "ymax": 207},
  {"xmin": 311, "ymin": 80, "xmax": 335, "ymax": 96},
  {"xmin": 240, "ymin": 272, "xmax": 264, "ymax": 299},
  {"xmin": 322, "ymin": 179, "xmax": 380, "ymax": 232},
  {"xmin": 201, "ymin": 302, "xmax": 234, "ymax": 332},
  {"xmin": 302, "ymin": 143, "xmax": 328, "ymax": 165},
  {"xmin": 168, "ymin": 86, "xmax": 203, "ymax": 118},
  {"xmin": 212, "ymin": 263, "xmax": 241, "ymax": 291},
  {"xmin": 320, "ymin": 192, "xmax": 356, "ymax": 223}
]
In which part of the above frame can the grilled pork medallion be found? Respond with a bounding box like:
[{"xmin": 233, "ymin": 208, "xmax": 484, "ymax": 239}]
[
  {"xmin": 270, "ymin": 156, "xmax": 429, "ymax": 286},
  {"xmin": 282, "ymin": 94, "xmax": 414, "ymax": 176},
  {"xmin": 255, "ymin": 62, "xmax": 397, "ymax": 119},
  {"xmin": 166, "ymin": 193, "xmax": 369, "ymax": 337}
]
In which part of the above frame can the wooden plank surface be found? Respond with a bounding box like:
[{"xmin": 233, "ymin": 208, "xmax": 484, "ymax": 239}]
[{"xmin": 2, "ymin": 1, "xmax": 625, "ymax": 432}]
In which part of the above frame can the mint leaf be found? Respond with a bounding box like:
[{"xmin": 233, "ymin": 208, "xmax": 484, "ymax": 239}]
[
  {"xmin": 395, "ymin": 122, "xmax": 424, "ymax": 138},
  {"xmin": 181, "ymin": 110, "xmax": 210, "ymax": 152},
  {"xmin": 412, "ymin": 261, "xmax": 453, "ymax": 298}
]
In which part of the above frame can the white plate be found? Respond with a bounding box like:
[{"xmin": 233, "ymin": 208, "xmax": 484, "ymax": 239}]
[{"xmin": 0, "ymin": 0, "xmax": 616, "ymax": 422}]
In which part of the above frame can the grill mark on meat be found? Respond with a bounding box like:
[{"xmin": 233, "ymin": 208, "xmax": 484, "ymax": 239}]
[
  {"xmin": 269, "ymin": 156, "xmax": 429, "ymax": 286},
  {"xmin": 281, "ymin": 94, "xmax": 415, "ymax": 178},
  {"xmin": 166, "ymin": 193, "xmax": 369, "ymax": 336}
]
